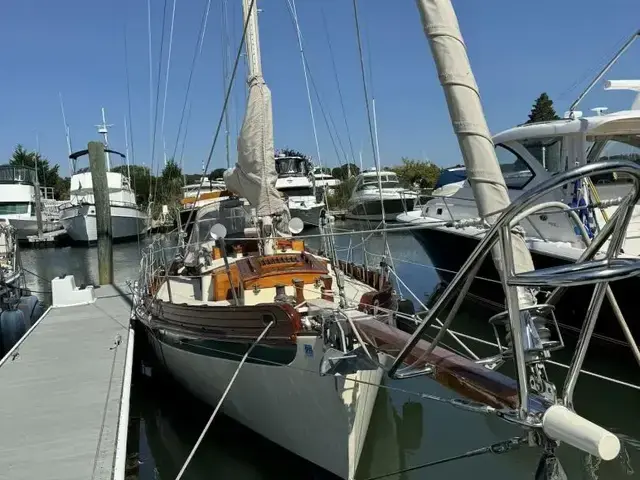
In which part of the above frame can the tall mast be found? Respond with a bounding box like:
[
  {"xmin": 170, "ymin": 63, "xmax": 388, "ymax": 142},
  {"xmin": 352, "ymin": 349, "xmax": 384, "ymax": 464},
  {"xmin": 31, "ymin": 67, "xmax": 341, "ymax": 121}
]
[
  {"xmin": 242, "ymin": 0, "xmax": 262, "ymax": 81},
  {"xmin": 59, "ymin": 92, "xmax": 74, "ymax": 175},
  {"xmin": 96, "ymin": 107, "xmax": 113, "ymax": 171}
]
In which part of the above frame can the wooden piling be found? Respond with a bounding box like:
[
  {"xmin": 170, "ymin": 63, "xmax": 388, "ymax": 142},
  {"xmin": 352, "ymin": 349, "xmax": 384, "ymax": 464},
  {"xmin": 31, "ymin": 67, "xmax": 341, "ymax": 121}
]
[{"xmin": 88, "ymin": 141, "xmax": 113, "ymax": 285}]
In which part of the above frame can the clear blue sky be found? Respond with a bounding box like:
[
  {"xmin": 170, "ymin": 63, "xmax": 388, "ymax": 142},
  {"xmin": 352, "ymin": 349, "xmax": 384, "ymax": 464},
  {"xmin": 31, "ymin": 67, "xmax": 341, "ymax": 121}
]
[{"xmin": 1, "ymin": 0, "xmax": 638, "ymax": 178}]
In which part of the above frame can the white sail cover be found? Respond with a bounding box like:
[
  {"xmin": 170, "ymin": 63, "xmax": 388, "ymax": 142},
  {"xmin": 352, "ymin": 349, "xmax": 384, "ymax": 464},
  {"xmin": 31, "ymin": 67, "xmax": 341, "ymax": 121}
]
[
  {"xmin": 224, "ymin": 77, "xmax": 289, "ymax": 221},
  {"xmin": 416, "ymin": 0, "xmax": 535, "ymax": 304}
]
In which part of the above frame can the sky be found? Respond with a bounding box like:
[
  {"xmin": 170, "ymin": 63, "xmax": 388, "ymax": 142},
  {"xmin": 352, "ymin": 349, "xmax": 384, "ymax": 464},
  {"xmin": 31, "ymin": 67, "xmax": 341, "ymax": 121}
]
[{"xmin": 0, "ymin": 0, "xmax": 639, "ymax": 178}]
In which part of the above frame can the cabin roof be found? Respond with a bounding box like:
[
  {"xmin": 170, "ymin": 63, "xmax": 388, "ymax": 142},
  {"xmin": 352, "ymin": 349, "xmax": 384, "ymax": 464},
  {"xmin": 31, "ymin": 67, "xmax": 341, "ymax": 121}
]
[{"xmin": 493, "ymin": 109, "xmax": 640, "ymax": 144}]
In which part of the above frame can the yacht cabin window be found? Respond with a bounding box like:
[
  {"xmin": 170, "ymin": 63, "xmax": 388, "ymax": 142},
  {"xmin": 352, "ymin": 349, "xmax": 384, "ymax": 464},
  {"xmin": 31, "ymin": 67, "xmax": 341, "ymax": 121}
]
[
  {"xmin": 357, "ymin": 174, "xmax": 400, "ymax": 190},
  {"xmin": 588, "ymin": 135, "xmax": 640, "ymax": 183},
  {"xmin": 279, "ymin": 186, "xmax": 313, "ymax": 197},
  {"xmin": 0, "ymin": 202, "xmax": 31, "ymax": 215},
  {"xmin": 275, "ymin": 157, "xmax": 308, "ymax": 176},
  {"xmin": 495, "ymin": 144, "xmax": 534, "ymax": 189},
  {"xmin": 520, "ymin": 136, "xmax": 564, "ymax": 173}
]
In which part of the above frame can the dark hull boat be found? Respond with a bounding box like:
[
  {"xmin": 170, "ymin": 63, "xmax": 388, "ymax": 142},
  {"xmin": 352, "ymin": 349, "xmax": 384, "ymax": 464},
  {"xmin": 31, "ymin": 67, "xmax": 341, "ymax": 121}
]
[{"xmin": 410, "ymin": 225, "xmax": 639, "ymax": 350}]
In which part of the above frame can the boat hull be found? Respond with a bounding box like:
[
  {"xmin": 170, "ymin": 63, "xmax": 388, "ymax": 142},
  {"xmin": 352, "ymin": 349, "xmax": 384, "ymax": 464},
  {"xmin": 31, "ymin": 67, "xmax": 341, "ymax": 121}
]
[
  {"xmin": 145, "ymin": 328, "xmax": 383, "ymax": 479},
  {"xmin": 347, "ymin": 198, "xmax": 415, "ymax": 222},
  {"xmin": 290, "ymin": 205, "xmax": 324, "ymax": 230},
  {"xmin": 410, "ymin": 225, "xmax": 640, "ymax": 348},
  {"xmin": 1, "ymin": 217, "xmax": 61, "ymax": 241},
  {"xmin": 59, "ymin": 204, "xmax": 146, "ymax": 243}
]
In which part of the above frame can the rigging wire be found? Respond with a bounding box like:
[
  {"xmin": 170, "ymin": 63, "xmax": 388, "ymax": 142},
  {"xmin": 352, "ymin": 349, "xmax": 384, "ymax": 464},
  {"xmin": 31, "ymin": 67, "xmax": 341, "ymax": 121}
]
[
  {"xmin": 169, "ymin": 0, "xmax": 213, "ymax": 165},
  {"xmin": 150, "ymin": 0, "xmax": 170, "ymax": 203},
  {"xmin": 123, "ymin": 17, "xmax": 142, "ymax": 253},
  {"xmin": 221, "ymin": 0, "xmax": 233, "ymax": 168},
  {"xmin": 286, "ymin": 0, "xmax": 323, "ymax": 170},
  {"xmin": 147, "ymin": 0, "xmax": 155, "ymax": 196},
  {"xmin": 182, "ymin": 0, "xmax": 257, "ymax": 235},
  {"xmin": 321, "ymin": 8, "xmax": 357, "ymax": 166},
  {"xmin": 160, "ymin": 0, "xmax": 178, "ymax": 167}
]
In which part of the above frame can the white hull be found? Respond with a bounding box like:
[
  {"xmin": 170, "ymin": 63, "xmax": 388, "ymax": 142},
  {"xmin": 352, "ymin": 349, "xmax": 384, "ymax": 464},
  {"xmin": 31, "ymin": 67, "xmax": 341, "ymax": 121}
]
[
  {"xmin": 290, "ymin": 204, "xmax": 324, "ymax": 230},
  {"xmin": 60, "ymin": 204, "xmax": 147, "ymax": 243},
  {"xmin": 148, "ymin": 332, "xmax": 384, "ymax": 479},
  {"xmin": 0, "ymin": 217, "xmax": 61, "ymax": 241}
]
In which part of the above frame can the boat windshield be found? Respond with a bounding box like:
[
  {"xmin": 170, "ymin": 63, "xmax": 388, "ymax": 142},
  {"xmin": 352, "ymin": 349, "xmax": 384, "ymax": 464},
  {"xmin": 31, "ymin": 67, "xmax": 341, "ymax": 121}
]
[
  {"xmin": 519, "ymin": 136, "xmax": 564, "ymax": 173},
  {"xmin": 0, "ymin": 166, "xmax": 37, "ymax": 185},
  {"xmin": 361, "ymin": 174, "xmax": 400, "ymax": 189},
  {"xmin": 188, "ymin": 200, "xmax": 249, "ymax": 245},
  {"xmin": 275, "ymin": 157, "xmax": 308, "ymax": 176},
  {"xmin": 280, "ymin": 186, "xmax": 314, "ymax": 197},
  {"xmin": 588, "ymin": 134, "xmax": 640, "ymax": 183}
]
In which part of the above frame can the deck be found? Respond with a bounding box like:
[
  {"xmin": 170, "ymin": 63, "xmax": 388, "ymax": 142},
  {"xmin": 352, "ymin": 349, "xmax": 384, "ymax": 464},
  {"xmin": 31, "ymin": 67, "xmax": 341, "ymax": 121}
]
[{"xmin": 0, "ymin": 280, "xmax": 135, "ymax": 480}]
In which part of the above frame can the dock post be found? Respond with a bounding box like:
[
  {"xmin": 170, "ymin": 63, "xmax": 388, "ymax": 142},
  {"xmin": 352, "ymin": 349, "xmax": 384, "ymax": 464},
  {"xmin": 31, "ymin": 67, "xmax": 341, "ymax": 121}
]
[{"xmin": 88, "ymin": 141, "xmax": 113, "ymax": 285}]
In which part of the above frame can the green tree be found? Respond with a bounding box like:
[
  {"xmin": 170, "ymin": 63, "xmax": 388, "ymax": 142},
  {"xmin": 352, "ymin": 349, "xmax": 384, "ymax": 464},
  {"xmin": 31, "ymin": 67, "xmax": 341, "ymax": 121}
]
[
  {"xmin": 331, "ymin": 163, "xmax": 360, "ymax": 181},
  {"xmin": 209, "ymin": 168, "xmax": 227, "ymax": 181},
  {"xmin": 525, "ymin": 92, "xmax": 560, "ymax": 124},
  {"xmin": 390, "ymin": 158, "xmax": 441, "ymax": 189},
  {"xmin": 111, "ymin": 164, "xmax": 151, "ymax": 204},
  {"xmin": 9, "ymin": 144, "xmax": 61, "ymax": 191},
  {"xmin": 161, "ymin": 159, "xmax": 182, "ymax": 182}
]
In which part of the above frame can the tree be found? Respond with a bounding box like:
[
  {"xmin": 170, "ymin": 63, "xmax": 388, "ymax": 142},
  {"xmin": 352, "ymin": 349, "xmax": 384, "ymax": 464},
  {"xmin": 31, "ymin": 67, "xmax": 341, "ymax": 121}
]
[
  {"xmin": 9, "ymin": 144, "xmax": 61, "ymax": 190},
  {"xmin": 111, "ymin": 164, "xmax": 151, "ymax": 204},
  {"xmin": 525, "ymin": 92, "xmax": 560, "ymax": 124},
  {"xmin": 331, "ymin": 163, "xmax": 360, "ymax": 181},
  {"xmin": 161, "ymin": 158, "xmax": 182, "ymax": 182},
  {"xmin": 390, "ymin": 158, "xmax": 441, "ymax": 189},
  {"xmin": 209, "ymin": 168, "xmax": 227, "ymax": 181}
]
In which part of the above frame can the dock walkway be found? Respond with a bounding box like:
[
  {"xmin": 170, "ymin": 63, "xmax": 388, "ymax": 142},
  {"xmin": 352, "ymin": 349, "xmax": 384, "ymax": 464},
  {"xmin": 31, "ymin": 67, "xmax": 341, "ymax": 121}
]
[{"xmin": 0, "ymin": 277, "xmax": 135, "ymax": 480}]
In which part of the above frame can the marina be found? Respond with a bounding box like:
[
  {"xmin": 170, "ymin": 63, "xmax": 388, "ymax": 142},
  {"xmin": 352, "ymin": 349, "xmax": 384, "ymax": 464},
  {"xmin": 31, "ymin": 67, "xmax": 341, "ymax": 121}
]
[{"xmin": 0, "ymin": 0, "xmax": 639, "ymax": 479}]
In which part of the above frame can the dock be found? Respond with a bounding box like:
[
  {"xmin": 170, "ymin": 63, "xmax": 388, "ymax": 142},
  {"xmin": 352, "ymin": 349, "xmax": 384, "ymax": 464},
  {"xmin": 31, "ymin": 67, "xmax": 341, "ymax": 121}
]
[
  {"xmin": 26, "ymin": 228, "xmax": 70, "ymax": 248},
  {"xmin": 0, "ymin": 275, "xmax": 135, "ymax": 480}
]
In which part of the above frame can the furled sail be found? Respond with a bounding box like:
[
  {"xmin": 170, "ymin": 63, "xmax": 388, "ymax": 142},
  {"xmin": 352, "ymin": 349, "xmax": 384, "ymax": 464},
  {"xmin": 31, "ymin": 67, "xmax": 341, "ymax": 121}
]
[
  {"xmin": 224, "ymin": 0, "xmax": 290, "ymax": 230},
  {"xmin": 416, "ymin": 0, "xmax": 536, "ymax": 305}
]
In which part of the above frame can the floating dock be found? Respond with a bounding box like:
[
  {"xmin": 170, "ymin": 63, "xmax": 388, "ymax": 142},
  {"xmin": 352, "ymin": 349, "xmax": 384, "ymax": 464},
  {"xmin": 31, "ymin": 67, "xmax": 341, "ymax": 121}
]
[
  {"xmin": 0, "ymin": 275, "xmax": 135, "ymax": 480},
  {"xmin": 25, "ymin": 228, "xmax": 70, "ymax": 248}
]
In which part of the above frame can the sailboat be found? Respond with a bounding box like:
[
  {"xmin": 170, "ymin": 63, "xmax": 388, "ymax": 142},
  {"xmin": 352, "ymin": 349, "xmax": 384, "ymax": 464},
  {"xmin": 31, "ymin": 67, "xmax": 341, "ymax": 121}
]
[
  {"xmin": 134, "ymin": 1, "xmax": 392, "ymax": 478},
  {"xmin": 134, "ymin": 1, "xmax": 628, "ymax": 478},
  {"xmin": 59, "ymin": 109, "xmax": 147, "ymax": 244}
]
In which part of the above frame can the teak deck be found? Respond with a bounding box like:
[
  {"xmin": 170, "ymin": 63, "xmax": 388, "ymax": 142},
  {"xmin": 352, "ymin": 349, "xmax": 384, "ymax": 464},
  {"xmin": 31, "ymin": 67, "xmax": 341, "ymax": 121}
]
[
  {"xmin": 212, "ymin": 252, "xmax": 329, "ymax": 301},
  {"xmin": 0, "ymin": 285, "xmax": 133, "ymax": 480}
]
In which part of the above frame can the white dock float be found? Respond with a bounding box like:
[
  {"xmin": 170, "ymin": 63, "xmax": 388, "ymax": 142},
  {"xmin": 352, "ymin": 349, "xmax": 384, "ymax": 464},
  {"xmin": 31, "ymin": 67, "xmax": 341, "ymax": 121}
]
[{"xmin": 0, "ymin": 275, "xmax": 135, "ymax": 480}]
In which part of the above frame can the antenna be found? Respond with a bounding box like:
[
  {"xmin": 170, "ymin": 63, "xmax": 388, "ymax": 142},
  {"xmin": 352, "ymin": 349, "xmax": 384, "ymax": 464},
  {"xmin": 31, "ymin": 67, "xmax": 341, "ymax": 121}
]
[
  {"xmin": 124, "ymin": 116, "xmax": 131, "ymax": 182},
  {"xmin": 95, "ymin": 107, "xmax": 114, "ymax": 171},
  {"xmin": 59, "ymin": 93, "xmax": 74, "ymax": 175},
  {"xmin": 569, "ymin": 29, "xmax": 640, "ymax": 115}
]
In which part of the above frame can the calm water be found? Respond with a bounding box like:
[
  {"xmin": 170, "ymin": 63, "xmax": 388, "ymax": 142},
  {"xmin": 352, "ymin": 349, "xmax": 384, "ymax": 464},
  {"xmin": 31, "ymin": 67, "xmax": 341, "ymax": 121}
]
[{"xmin": 19, "ymin": 224, "xmax": 640, "ymax": 479}]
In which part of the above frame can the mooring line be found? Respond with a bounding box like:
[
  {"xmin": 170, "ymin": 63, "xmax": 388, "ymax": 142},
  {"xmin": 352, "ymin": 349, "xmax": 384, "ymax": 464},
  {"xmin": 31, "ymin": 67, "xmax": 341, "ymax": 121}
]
[
  {"xmin": 364, "ymin": 436, "xmax": 526, "ymax": 480},
  {"xmin": 174, "ymin": 320, "xmax": 274, "ymax": 480}
]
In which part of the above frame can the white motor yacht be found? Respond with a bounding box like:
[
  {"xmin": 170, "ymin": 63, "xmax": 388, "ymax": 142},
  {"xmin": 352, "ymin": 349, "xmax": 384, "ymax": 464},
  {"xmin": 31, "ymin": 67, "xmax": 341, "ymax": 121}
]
[
  {"xmin": 0, "ymin": 165, "xmax": 62, "ymax": 241},
  {"xmin": 275, "ymin": 155, "xmax": 325, "ymax": 229},
  {"xmin": 346, "ymin": 168, "xmax": 417, "ymax": 221},
  {"xmin": 311, "ymin": 166, "xmax": 341, "ymax": 196},
  {"xmin": 397, "ymin": 81, "xmax": 640, "ymax": 348}
]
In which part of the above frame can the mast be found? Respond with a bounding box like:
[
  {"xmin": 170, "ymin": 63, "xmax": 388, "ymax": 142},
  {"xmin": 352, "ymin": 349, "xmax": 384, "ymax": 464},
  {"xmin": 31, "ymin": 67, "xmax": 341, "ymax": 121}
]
[
  {"xmin": 124, "ymin": 116, "xmax": 132, "ymax": 181},
  {"xmin": 96, "ymin": 108, "xmax": 113, "ymax": 171},
  {"xmin": 59, "ymin": 93, "xmax": 74, "ymax": 175}
]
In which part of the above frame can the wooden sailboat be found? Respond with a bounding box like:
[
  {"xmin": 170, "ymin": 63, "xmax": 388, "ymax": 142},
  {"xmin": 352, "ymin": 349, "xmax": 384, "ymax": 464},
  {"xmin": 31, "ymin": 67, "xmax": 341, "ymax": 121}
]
[
  {"xmin": 135, "ymin": 1, "xmax": 395, "ymax": 477},
  {"xmin": 134, "ymin": 0, "xmax": 627, "ymax": 478}
]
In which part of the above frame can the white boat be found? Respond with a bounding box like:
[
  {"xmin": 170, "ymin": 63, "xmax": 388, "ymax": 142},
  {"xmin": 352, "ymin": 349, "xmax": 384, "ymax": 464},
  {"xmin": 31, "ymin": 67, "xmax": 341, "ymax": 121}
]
[
  {"xmin": 59, "ymin": 169, "xmax": 147, "ymax": 243},
  {"xmin": 397, "ymin": 82, "xmax": 640, "ymax": 348},
  {"xmin": 0, "ymin": 166, "xmax": 62, "ymax": 241},
  {"xmin": 346, "ymin": 168, "xmax": 417, "ymax": 221},
  {"xmin": 275, "ymin": 154, "xmax": 325, "ymax": 229},
  {"xmin": 311, "ymin": 166, "xmax": 341, "ymax": 195},
  {"xmin": 59, "ymin": 110, "xmax": 147, "ymax": 244}
]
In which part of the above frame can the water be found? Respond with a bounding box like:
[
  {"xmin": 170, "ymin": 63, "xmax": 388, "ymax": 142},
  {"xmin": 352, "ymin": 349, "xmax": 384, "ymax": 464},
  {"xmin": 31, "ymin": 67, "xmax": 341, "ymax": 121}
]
[{"xmin": 19, "ymin": 226, "xmax": 640, "ymax": 479}]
